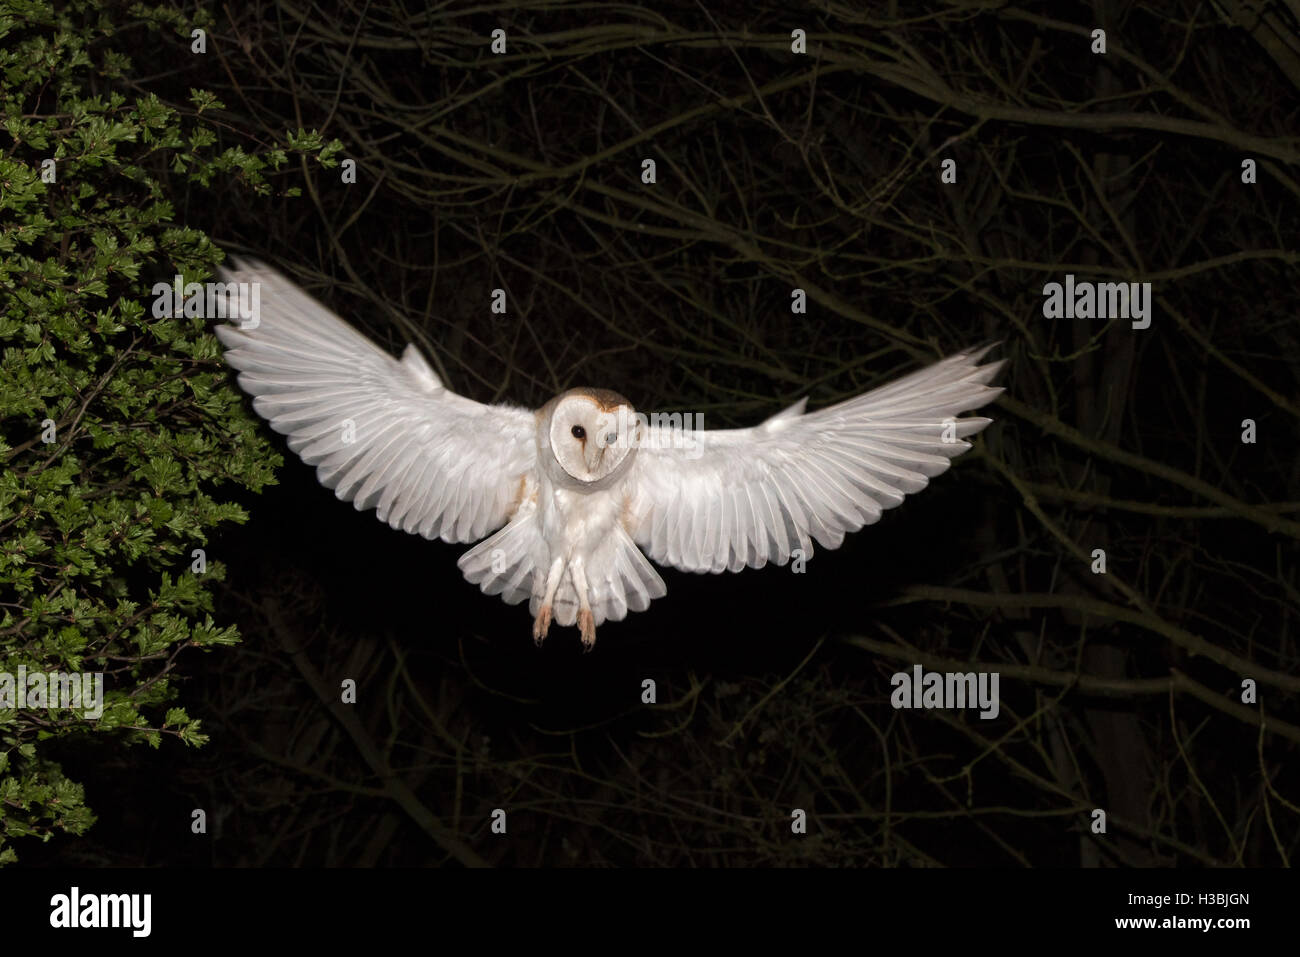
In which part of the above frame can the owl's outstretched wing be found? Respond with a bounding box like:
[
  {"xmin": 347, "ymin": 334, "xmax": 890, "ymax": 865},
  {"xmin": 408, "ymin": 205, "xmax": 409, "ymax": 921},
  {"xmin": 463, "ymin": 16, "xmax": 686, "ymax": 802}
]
[
  {"xmin": 214, "ymin": 257, "xmax": 537, "ymax": 544},
  {"xmin": 624, "ymin": 346, "xmax": 1004, "ymax": 573}
]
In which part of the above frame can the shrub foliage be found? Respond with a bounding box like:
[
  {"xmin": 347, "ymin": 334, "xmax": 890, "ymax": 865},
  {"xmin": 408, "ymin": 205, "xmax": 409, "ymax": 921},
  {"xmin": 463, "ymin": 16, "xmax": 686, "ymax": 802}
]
[{"xmin": 0, "ymin": 0, "xmax": 337, "ymax": 863}]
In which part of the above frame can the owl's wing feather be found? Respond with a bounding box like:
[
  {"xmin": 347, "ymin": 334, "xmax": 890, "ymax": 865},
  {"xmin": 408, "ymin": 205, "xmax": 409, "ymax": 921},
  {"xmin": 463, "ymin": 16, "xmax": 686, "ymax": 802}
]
[
  {"xmin": 626, "ymin": 346, "xmax": 1004, "ymax": 573},
  {"xmin": 214, "ymin": 258, "xmax": 537, "ymax": 544}
]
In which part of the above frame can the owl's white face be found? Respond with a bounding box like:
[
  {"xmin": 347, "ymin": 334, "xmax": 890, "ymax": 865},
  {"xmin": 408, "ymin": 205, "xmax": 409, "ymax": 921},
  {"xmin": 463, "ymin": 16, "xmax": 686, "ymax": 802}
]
[{"xmin": 547, "ymin": 391, "xmax": 637, "ymax": 483}]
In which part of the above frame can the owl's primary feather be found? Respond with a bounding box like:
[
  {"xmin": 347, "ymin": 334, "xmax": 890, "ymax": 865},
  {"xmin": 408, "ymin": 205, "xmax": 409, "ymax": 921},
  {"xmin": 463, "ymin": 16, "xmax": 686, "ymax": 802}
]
[
  {"xmin": 213, "ymin": 258, "xmax": 1003, "ymax": 649},
  {"xmin": 214, "ymin": 260, "xmax": 537, "ymax": 544},
  {"xmin": 625, "ymin": 347, "xmax": 1004, "ymax": 573}
]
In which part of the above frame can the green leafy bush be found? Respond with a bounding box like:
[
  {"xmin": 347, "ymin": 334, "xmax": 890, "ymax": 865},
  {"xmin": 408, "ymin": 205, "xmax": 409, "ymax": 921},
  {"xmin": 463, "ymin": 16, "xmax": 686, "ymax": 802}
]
[{"xmin": 0, "ymin": 0, "xmax": 337, "ymax": 863}]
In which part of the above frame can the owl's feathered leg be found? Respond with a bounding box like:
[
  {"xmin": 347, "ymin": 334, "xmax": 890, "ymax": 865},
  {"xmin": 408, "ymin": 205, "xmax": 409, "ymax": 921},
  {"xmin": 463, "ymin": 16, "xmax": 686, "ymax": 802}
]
[
  {"xmin": 569, "ymin": 556, "xmax": 597, "ymax": 651},
  {"xmin": 533, "ymin": 557, "xmax": 565, "ymax": 645}
]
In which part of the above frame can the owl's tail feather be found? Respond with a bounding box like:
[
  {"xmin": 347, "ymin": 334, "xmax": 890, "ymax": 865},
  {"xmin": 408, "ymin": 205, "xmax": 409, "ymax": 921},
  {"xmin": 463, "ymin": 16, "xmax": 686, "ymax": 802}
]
[
  {"xmin": 551, "ymin": 525, "xmax": 667, "ymax": 628},
  {"xmin": 460, "ymin": 521, "xmax": 666, "ymax": 630},
  {"xmin": 457, "ymin": 518, "xmax": 541, "ymax": 607}
]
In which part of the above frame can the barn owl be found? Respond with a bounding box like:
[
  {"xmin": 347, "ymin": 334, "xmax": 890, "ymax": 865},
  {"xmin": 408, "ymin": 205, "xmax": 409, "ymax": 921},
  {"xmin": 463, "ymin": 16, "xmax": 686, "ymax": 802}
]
[{"xmin": 213, "ymin": 259, "xmax": 1003, "ymax": 650}]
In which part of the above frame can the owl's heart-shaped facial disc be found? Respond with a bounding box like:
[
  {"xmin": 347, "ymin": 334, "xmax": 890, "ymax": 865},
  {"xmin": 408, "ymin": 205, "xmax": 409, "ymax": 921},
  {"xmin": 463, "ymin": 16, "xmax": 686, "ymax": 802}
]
[{"xmin": 549, "ymin": 391, "xmax": 636, "ymax": 483}]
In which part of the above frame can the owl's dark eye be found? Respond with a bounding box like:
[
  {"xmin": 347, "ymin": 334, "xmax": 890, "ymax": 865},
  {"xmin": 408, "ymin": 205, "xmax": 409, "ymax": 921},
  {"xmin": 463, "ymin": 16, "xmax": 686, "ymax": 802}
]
[{"xmin": 571, "ymin": 425, "xmax": 586, "ymax": 440}]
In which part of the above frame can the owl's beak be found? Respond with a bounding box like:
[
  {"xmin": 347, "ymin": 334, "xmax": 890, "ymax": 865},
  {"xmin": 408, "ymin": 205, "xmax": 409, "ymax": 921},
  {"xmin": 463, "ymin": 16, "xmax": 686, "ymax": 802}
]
[{"xmin": 584, "ymin": 440, "xmax": 605, "ymax": 475}]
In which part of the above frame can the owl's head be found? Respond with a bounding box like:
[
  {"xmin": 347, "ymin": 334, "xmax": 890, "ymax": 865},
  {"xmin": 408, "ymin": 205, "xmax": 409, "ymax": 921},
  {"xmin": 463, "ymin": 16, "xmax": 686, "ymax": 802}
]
[{"xmin": 546, "ymin": 389, "xmax": 638, "ymax": 483}]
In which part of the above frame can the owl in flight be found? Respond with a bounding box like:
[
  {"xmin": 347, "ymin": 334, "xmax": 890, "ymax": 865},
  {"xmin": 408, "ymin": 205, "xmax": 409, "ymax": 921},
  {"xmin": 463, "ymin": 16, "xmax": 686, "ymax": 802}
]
[{"xmin": 214, "ymin": 259, "xmax": 1003, "ymax": 650}]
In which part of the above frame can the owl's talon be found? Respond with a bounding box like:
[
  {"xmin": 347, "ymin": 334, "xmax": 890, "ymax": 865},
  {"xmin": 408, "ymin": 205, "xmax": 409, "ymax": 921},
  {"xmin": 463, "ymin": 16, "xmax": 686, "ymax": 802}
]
[
  {"xmin": 578, "ymin": 609, "xmax": 596, "ymax": 650},
  {"xmin": 533, "ymin": 605, "xmax": 552, "ymax": 645}
]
